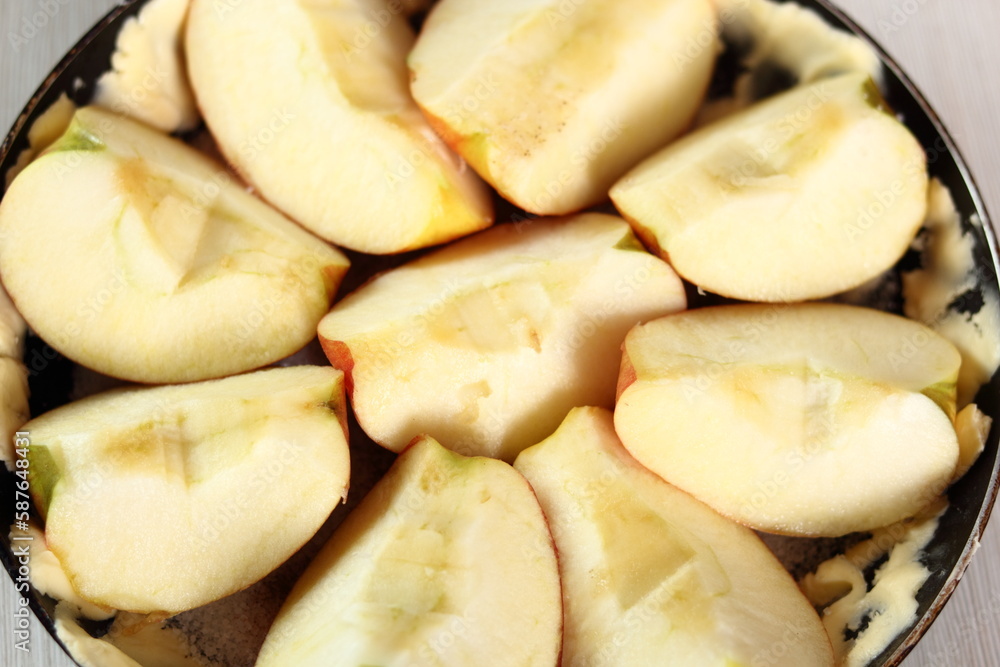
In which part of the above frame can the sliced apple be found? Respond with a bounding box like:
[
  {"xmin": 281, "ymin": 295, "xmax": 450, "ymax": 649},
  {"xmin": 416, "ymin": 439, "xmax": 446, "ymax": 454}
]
[
  {"xmin": 0, "ymin": 284, "xmax": 29, "ymax": 469},
  {"xmin": 0, "ymin": 106, "xmax": 348, "ymax": 384},
  {"xmin": 0, "ymin": 358, "xmax": 30, "ymax": 469},
  {"xmin": 615, "ymin": 303, "xmax": 962, "ymax": 537},
  {"xmin": 185, "ymin": 0, "xmax": 493, "ymax": 254},
  {"xmin": 26, "ymin": 366, "xmax": 350, "ymax": 615},
  {"xmin": 318, "ymin": 213, "xmax": 686, "ymax": 461},
  {"xmin": 611, "ymin": 72, "xmax": 929, "ymax": 302},
  {"xmin": 94, "ymin": 0, "xmax": 200, "ymax": 133},
  {"xmin": 256, "ymin": 436, "xmax": 561, "ymax": 667},
  {"xmin": 954, "ymin": 403, "xmax": 991, "ymax": 481},
  {"xmin": 409, "ymin": 0, "xmax": 718, "ymax": 215},
  {"xmin": 54, "ymin": 604, "xmax": 210, "ymax": 667},
  {"xmin": 515, "ymin": 407, "xmax": 834, "ymax": 666}
]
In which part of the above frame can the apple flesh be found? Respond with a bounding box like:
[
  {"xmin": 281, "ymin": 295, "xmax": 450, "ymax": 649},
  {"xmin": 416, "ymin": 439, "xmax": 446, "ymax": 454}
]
[
  {"xmin": 26, "ymin": 366, "xmax": 351, "ymax": 615},
  {"xmin": 255, "ymin": 435, "xmax": 561, "ymax": 667},
  {"xmin": 185, "ymin": 0, "xmax": 493, "ymax": 254},
  {"xmin": 94, "ymin": 0, "xmax": 200, "ymax": 133},
  {"xmin": 409, "ymin": 0, "xmax": 718, "ymax": 215},
  {"xmin": 0, "ymin": 106, "xmax": 348, "ymax": 384},
  {"xmin": 318, "ymin": 213, "xmax": 687, "ymax": 461},
  {"xmin": 615, "ymin": 303, "xmax": 962, "ymax": 537},
  {"xmin": 611, "ymin": 72, "xmax": 929, "ymax": 302},
  {"xmin": 954, "ymin": 403, "xmax": 991, "ymax": 481},
  {"xmin": 515, "ymin": 407, "xmax": 834, "ymax": 666},
  {"xmin": 0, "ymin": 285, "xmax": 28, "ymax": 470}
]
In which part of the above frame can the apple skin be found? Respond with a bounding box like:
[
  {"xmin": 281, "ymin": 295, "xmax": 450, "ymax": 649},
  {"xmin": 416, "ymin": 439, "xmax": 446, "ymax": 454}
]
[
  {"xmin": 25, "ymin": 366, "xmax": 351, "ymax": 615},
  {"xmin": 255, "ymin": 435, "xmax": 562, "ymax": 667}
]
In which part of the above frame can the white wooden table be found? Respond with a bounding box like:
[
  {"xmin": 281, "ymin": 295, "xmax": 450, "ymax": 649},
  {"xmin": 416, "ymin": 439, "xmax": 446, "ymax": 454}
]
[{"xmin": 1, "ymin": 1, "xmax": 998, "ymax": 665}]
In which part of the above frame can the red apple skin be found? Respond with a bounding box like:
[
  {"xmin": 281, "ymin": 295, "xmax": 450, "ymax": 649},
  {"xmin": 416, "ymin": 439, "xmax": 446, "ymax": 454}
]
[
  {"xmin": 418, "ymin": 105, "xmax": 467, "ymax": 157},
  {"xmin": 616, "ymin": 349, "xmax": 638, "ymax": 402},
  {"xmin": 320, "ymin": 337, "xmax": 355, "ymax": 395}
]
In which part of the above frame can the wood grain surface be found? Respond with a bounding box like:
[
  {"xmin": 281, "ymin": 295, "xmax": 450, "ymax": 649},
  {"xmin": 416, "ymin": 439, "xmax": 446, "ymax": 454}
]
[{"xmin": 1, "ymin": 0, "xmax": 998, "ymax": 665}]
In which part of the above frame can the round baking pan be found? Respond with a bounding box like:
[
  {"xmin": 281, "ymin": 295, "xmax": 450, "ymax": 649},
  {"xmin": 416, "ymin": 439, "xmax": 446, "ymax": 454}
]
[{"xmin": 1, "ymin": 1, "xmax": 997, "ymax": 665}]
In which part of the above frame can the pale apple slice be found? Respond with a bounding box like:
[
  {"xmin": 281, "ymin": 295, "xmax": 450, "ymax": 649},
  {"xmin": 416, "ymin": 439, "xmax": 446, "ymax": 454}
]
[
  {"xmin": 515, "ymin": 407, "xmax": 834, "ymax": 666},
  {"xmin": 0, "ymin": 358, "xmax": 29, "ymax": 469},
  {"xmin": 54, "ymin": 604, "xmax": 210, "ymax": 667},
  {"xmin": 26, "ymin": 366, "xmax": 350, "ymax": 615},
  {"xmin": 318, "ymin": 213, "xmax": 687, "ymax": 461},
  {"xmin": 94, "ymin": 0, "xmax": 200, "ymax": 133},
  {"xmin": 185, "ymin": 0, "xmax": 493, "ymax": 254},
  {"xmin": 0, "ymin": 284, "xmax": 29, "ymax": 470},
  {"xmin": 954, "ymin": 403, "xmax": 991, "ymax": 481},
  {"xmin": 409, "ymin": 0, "xmax": 717, "ymax": 215},
  {"xmin": 615, "ymin": 303, "xmax": 962, "ymax": 537},
  {"xmin": 0, "ymin": 106, "xmax": 348, "ymax": 384},
  {"xmin": 256, "ymin": 436, "xmax": 561, "ymax": 667},
  {"xmin": 611, "ymin": 72, "xmax": 929, "ymax": 302}
]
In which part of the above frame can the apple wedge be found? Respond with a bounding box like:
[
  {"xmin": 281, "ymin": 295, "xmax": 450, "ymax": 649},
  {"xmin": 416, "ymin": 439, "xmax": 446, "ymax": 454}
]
[
  {"xmin": 255, "ymin": 436, "xmax": 561, "ymax": 667},
  {"xmin": 615, "ymin": 304, "xmax": 962, "ymax": 537},
  {"xmin": 515, "ymin": 407, "xmax": 834, "ymax": 666},
  {"xmin": 0, "ymin": 106, "xmax": 348, "ymax": 384},
  {"xmin": 25, "ymin": 366, "xmax": 350, "ymax": 615},
  {"xmin": 318, "ymin": 213, "xmax": 687, "ymax": 461},
  {"xmin": 94, "ymin": 0, "xmax": 200, "ymax": 133},
  {"xmin": 0, "ymin": 285, "xmax": 29, "ymax": 469},
  {"xmin": 185, "ymin": 0, "xmax": 493, "ymax": 254},
  {"xmin": 409, "ymin": 0, "xmax": 718, "ymax": 215},
  {"xmin": 611, "ymin": 72, "xmax": 928, "ymax": 302}
]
